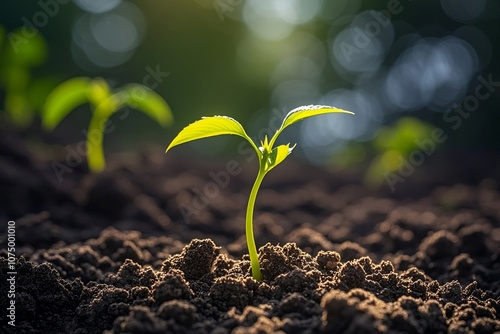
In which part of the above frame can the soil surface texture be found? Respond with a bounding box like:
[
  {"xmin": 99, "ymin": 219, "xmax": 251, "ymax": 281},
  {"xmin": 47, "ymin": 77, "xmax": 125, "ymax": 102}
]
[{"xmin": 1, "ymin": 127, "xmax": 500, "ymax": 334}]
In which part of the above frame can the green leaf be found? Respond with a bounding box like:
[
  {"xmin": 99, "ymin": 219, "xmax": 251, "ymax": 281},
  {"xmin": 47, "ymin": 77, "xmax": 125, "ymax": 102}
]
[
  {"xmin": 121, "ymin": 84, "xmax": 173, "ymax": 127},
  {"xmin": 281, "ymin": 105, "xmax": 354, "ymax": 129},
  {"xmin": 6, "ymin": 29, "xmax": 47, "ymax": 67},
  {"xmin": 41, "ymin": 77, "xmax": 92, "ymax": 130},
  {"xmin": 166, "ymin": 116, "xmax": 259, "ymax": 154},
  {"xmin": 264, "ymin": 143, "xmax": 295, "ymax": 172},
  {"xmin": 270, "ymin": 105, "xmax": 354, "ymax": 146}
]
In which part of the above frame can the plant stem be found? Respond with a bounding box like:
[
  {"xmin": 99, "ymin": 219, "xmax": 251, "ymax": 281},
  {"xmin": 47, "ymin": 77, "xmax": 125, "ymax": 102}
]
[
  {"xmin": 86, "ymin": 97, "xmax": 120, "ymax": 173},
  {"xmin": 86, "ymin": 110, "xmax": 106, "ymax": 173},
  {"xmin": 246, "ymin": 167, "xmax": 266, "ymax": 280}
]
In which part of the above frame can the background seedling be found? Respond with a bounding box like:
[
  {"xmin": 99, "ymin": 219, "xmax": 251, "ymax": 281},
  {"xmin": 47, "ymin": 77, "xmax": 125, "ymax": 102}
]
[
  {"xmin": 166, "ymin": 105, "xmax": 354, "ymax": 280},
  {"xmin": 0, "ymin": 26, "xmax": 55, "ymax": 127},
  {"xmin": 333, "ymin": 117, "xmax": 434, "ymax": 189},
  {"xmin": 364, "ymin": 117, "xmax": 434, "ymax": 188},
  {"xmin": 42, "ymin": 77, "xmax": 173, "ymax": 172}
]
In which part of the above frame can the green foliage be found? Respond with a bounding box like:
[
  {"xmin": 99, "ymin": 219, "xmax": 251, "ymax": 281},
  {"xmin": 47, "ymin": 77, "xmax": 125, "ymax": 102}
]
[
  {"xmin": 166, "ymin": 105, "xmax": 354, "ymax": 280},
  {"xmin": 42, "ymin": 77, "xmax": 173, "ymax": 173},
  {"xmin": 42, "ymin": 77, "xmax": 93, "ymax": 130},
  {"xmin": 166, "ymin": 116, "xmax": 257, "ymax": 153},
  {"xmin": 361, "ymin": 117, "xmax": 434, "ymax": 188},
  {"xmin": 120, "ymin": 84, "xmax": 174, "ymax": 127},
  {"xmin": 5, "ymin": 29, "xmax": 47, "ymax": 67},
  {"xmin": 0, "ymin": 26, "xmax": 51, "ymax": 127}
]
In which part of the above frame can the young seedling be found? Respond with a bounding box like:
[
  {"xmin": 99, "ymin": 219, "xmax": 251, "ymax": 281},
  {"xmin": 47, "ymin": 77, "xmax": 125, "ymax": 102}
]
[
  {"xmin": 166, "ymin": 105, "xmax": 354, "ymax": 280},
  {"xmin": 0, "ymin": 26, "xmax": 50, "ymax": 127},
  {"xmin": 42, "ymin": 77, "xmax": 173, "ymax": 172}
]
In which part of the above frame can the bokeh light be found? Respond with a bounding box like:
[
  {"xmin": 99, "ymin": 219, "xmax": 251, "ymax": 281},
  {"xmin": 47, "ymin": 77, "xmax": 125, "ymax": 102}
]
[
  {"xmin": 242, "ymin": 1, "xmax": 294, "ymax": 41},
  {"xmin": 71, "ymin": 2, "xmax": 145, "ymax": 69},
  {"xmin": 73, "ymin": 0, "xmax": 122, "ymax": 14},
  {"xmin": 269, "ymin": 32, "xmax": 326, "ymax": 87},
  {"xmin": 298, "ymin": 89, "xmax": 383, "ymax": 165},
  {"xmin": 242, "ymin": 0, "xmax": 322, "ymax": 41},
  {"xmin": 330, "ymin": 10, "xmax": 395, "ymax": 77},
  {"xmin": 320, "ymin": 0, "xmax": 362, "ymax": 23},
  {"xmin": 273, "ymin": 0, "xmax": 323, "ymax": 25},
  {"xmin": 1, "ymin": 0, "xmax": 498, "ymax": 166},
  {"xmin": 384, "ymin": 36, "xmax": 479, "ymax": 112},
  {"xmin": 440, "ymin": 0, "xmax": 486, "ymax": 23}
]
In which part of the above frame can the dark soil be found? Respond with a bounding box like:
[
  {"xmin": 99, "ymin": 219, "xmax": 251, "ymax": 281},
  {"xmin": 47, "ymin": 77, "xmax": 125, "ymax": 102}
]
[{"xmin": 1, "ymin": 126, "xmax": 500, "ymax": 333}]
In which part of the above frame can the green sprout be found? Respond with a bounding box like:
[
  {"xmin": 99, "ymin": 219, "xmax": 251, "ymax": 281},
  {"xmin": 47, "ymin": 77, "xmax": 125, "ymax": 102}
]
[
  {"xmin": 166, "ymin": 105, "xmax": 354, "ymax": 280},
  {"xmin": 0, "ymin": 26, "xmax": 51, "ymax": 127},
  {"xmin": 42, "ymin": 77, "xmax": 173, "ymax": 173},
  {"xmin": 363, "ymin": 117, "xmax": 434, "ymax": 189}
]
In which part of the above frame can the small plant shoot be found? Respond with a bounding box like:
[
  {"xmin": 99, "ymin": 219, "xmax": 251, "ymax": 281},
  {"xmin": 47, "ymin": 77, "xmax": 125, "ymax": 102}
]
[
  {"xmin": 0, "ymin": 25, "xmax": 50, "ymax": 127},
  {"xmin": 166, "ymin": 105, "xmax": 354, "ymax": 280},
  {"xmin": 42, "ymin": 77, "xmax": 173, "ymax": 172}
]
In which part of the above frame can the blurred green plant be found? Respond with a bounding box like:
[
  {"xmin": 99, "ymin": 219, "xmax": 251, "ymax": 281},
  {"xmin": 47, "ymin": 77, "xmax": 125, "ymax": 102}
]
[
  {"xmin": 0, "ymin": 26, "xmax": 56, "ymax": 127},
  {"xmin": 166, "ymin": 105, "xmax": 354, "ymax": 280},
  {"xmin": 334, "ymin": 117, "xmax": 434, "ymax": 188},
  {"xmin": 42, "ymin": 77, "xmax": 173, "ymax": 172}
]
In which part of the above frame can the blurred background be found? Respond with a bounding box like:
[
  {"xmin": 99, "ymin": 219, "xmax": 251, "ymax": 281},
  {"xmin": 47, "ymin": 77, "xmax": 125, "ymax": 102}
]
[{"xmin": 1, "ymin": 0, "xmax": 499, "ymax": 185}]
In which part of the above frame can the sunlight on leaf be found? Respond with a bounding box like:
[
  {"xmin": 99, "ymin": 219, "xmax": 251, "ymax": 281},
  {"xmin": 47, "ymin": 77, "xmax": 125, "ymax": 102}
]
[
  {"xmin": 166, "ymin": 116, "xmax": 258, "ymax": 154},
  {"xmin": 271, "ymin": 105, "xmax": 354, "ymax": 146}
]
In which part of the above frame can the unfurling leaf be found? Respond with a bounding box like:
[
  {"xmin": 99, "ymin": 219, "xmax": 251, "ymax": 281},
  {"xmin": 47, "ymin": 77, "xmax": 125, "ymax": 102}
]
[
  {"xmin": 264, "ymin": 143, "xmax": 295, "ymax": 172},
  {"xmin": 259, "ymin": 135, "xmax": 271, "ymax": 154}
]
